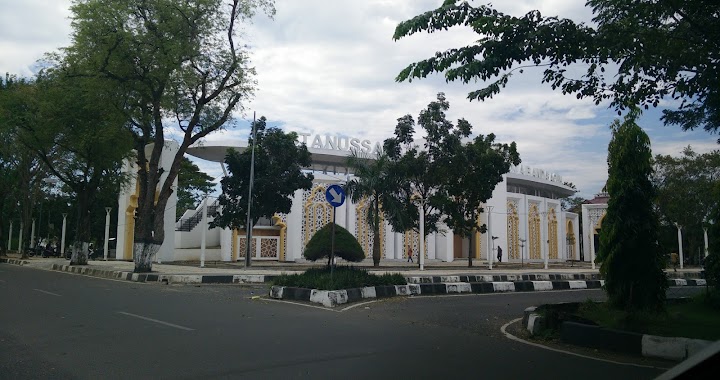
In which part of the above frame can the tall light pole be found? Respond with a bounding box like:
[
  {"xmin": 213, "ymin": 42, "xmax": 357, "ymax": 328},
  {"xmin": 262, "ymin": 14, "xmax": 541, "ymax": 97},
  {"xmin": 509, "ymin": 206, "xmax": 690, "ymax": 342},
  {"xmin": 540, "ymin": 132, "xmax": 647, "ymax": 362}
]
[
  {"xmin": 61, "ymin": 213, "xmax": 68, "ymax": 257},
  {"xmin": 200, "ymin": 196, "xmax": 208, "ymax": 268},
  {"xmin": 487, "ymin": 205, "xmax": 494, "ymax": 270},
  {"xmin": 704, "ymin": 226, "xmax": 709, "ymax": 258},
  {"xmin": 30, "ymin": 218, "xmax": 36, "ymax": 249},
  {"xmin": 104, "ymin": 207, "xmax": 111, "ymax": 261},
  {"xmin": 519, "ymin": 238, "xmax": 526, "ymax": 268},
  {"xmin": 245, "ymin": 112, "xmax": 258, "ymax": 268},
  {"xmin": 18, "ymin": 220, "xmax": 24, "ymax": 254}
]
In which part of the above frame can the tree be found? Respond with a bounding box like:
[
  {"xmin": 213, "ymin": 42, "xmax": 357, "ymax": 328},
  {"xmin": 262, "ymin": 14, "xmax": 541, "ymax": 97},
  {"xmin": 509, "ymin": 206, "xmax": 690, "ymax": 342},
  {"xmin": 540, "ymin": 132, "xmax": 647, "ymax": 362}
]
[
  {"xmin": 176, "ymin": 157, "xmax": 215, "ymax": 219},
  {"xmin": 442, "ymin": 133, "xmax": 520, "ymax": 267},
  {"xmin": 345, "ymin": 151, "xmax": 391, "ymax": 267},
  {"xmin": 303, "ymin": 223, "xmax": 365, "ymax": 266},
  {"xmin": 598, "ymin": 111, "xmax": 667, "ymax": 311},
  {"xmin": 212, "ymin": 117, "xmax": 313, "ymax": 230},
  {"xmin": 654, "ymin": 147, "xmax": 720, "ymax": 264},
  {"xmin": 394, "ymin": 0, "xmax": 720, "ymax": 137},
  {"xmin": 62, "ymin": 0, "xmax": 275, "ymax": 272}
]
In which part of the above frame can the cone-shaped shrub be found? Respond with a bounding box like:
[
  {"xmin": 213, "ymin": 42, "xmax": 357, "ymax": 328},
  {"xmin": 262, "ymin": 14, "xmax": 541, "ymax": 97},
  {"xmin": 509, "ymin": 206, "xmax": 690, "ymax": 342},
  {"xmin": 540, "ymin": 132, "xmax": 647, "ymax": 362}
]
[{"xmin": 304, "ymin": 222, "xmax": 365, "ymax": 263}]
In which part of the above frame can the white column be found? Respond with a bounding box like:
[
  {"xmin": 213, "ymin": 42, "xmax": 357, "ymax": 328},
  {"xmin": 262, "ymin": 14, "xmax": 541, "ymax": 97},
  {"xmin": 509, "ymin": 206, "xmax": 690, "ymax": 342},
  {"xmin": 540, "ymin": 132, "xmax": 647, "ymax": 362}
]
[
  {"xmin": 541, "ymin": 211, "xmax": 548, "ymax": 270},
  {"xmin": 704, "ymin": 227, "xmax": 709, "ymax": 258},
  {"xmin": 590, "ymin": 232, "xmax": 596, "ymax": 270},
  {"xmin": 30, "ymin": 219, "xmax": 36, "ymax": 249},
  {"xmin": 8, "ymin": 221, "xmax": 13, "ymax": 251},
  {"xmin": 61, "ymin": 213, "xmax": 68, "ymax": 256},
  {"xmin": 103, "ymin": 207, "xmax": 111, "ymax": 261},
  {"xmin": 676, "ymin": 224, "xmax": 684, "ymax": 269},
  {"xmin": 200, "ymin": 197, "xmax": 208, "ymax": 268}
]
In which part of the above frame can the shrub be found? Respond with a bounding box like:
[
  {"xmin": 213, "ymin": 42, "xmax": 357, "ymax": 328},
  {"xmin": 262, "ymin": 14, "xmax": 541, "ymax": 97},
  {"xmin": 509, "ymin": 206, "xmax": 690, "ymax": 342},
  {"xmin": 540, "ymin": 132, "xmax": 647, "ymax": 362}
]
[
  {"xmin": 273, "ymin": 266, "xmax": 407, "ymax": 290},
  {"xmin": 303, "ymin": 223, "xmax": 365, "ymax": 263}
]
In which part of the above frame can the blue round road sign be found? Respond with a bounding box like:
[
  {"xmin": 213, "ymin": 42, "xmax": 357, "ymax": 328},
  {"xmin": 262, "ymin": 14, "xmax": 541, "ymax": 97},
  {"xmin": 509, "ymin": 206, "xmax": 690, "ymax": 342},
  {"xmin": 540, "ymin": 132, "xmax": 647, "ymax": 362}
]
[{"xmin": 325, "ymin": 185, "xmax": 346, "ymax": 207}]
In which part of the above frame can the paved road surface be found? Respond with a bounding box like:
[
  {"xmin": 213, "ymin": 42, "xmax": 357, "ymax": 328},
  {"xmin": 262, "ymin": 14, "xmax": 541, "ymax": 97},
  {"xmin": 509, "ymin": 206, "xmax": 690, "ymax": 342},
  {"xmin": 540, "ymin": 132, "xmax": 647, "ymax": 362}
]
[{"xmin": 0, "ymin": 264, "xmax": 697, "ymax": 379}]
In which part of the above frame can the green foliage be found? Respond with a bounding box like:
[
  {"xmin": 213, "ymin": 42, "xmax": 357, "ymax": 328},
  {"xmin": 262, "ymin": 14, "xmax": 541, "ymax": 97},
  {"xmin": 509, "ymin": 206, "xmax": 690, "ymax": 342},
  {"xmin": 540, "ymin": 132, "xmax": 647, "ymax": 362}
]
[
  {"xmin": 63, "ymin": 0, "xmax": 275, "ymax": 270},
  {"xmin": 273, "ymin": 266, "xmax": 407, "ymax": 290},
  {"xmin": 176, "ymin": 157, "xmax": 215, "ymax": 219},
  {"xmin": 598, "ymin": 111, "xmax": 667, "ymax": 311},
  {"xmin": 394, "ymin": 0, "xmax": 720, "ymax": 136},
  {"xmin": 345, "ymin": 151, "xmax": 391, "ymax": 266},
  {"xmin": 303, "ymin": 223, "xmax": 365, "ymax": 263},
  {"xmin": 382, "ymin": 93, "xmax": 519, "ymax": 265},
  {"xmin": 213, "ymin": 117, "xmax": 313, "ymax": 229},
  {"xmin": 705, "ymin": 252, "xmax": 720, "ymax": 289}
]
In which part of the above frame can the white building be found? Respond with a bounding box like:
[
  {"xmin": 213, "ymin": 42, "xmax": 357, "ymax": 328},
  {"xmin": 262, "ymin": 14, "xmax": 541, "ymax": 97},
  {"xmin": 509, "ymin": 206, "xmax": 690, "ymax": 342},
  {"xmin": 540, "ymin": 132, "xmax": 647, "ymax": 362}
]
[{"xmin": 117, "ymin": 137, "xmax": 582, "ymax": 265}]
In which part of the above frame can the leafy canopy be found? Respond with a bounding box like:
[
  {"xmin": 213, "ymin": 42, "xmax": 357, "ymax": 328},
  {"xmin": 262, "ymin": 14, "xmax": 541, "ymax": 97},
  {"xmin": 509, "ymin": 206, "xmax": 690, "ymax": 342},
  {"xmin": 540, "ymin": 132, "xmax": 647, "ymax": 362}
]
[
  {"xmin": 303, "ymin": 223, "xmax": 365, "ymax": 263},
  {"xmin": 213, "ymin": 117, "xmax": 313, "ymax": 229},
  {"xmin": 176, "ymin": 157, "xmax": 215, "ymax": 218},
  {"xmin": 394, "ymin": 0, "xmax": 720, "ymax": 137}
]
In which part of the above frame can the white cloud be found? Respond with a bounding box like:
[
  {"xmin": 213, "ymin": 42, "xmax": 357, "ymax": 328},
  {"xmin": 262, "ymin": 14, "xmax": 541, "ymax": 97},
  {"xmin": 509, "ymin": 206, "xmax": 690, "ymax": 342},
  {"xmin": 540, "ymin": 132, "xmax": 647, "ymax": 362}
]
[{"xmin": 2, "ymin": 0, "xmax": 716, "ymax": 201}]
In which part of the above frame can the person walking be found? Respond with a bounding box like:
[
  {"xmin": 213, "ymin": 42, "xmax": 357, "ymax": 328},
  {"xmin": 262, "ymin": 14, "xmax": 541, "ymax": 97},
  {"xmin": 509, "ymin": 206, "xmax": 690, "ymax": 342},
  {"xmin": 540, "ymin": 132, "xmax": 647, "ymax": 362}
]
[
  {"xmin": 496, "ymin": 246, "xmax": 503, "ymax": 263},
  {"xmin": 407, "ymin": 247, "xmax": 414, "ymax": 263}
]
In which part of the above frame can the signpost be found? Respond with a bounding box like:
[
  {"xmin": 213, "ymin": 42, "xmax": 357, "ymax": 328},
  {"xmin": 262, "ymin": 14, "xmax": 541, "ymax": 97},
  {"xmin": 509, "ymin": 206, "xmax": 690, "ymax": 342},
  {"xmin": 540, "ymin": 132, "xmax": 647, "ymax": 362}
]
[{"xmin": 325, "ymin": 185, "xmax": 345, "ymax": 278}]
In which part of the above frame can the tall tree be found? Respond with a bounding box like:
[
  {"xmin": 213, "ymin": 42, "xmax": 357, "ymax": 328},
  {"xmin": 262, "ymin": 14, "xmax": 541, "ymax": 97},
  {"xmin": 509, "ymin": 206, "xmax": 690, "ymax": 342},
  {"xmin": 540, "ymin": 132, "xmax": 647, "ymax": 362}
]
[
  {"xmin": 394, "ymin": 0, "xmax": 720, "ymax": 137},
  {"xmin": 63, "ymin": 0, "xmax": 275, "ymax": 272},
  {"xmin": 176, "ymin": 157, "xmax": 215, "ymax": 219},
  {"xmin": 212, "ymin": 117, "xmax": 313, "ymax": 231},
  {"xmin": 442, "ymin": 133, "xmax": 520, "ymax": 267},
  {"xmin": 598, "ymin": 111, "xmax": 667, "ymax": 311},
  {"xmin": 346, "ymin": 151, "xmax": 391, "ymax": 267}
]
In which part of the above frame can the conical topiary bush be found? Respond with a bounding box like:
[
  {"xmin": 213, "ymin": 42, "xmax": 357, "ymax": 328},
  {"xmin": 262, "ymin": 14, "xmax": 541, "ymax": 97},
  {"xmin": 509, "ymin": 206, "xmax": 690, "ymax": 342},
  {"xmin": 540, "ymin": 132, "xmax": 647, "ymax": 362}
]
[{"xmin": 303, "ymin": 222, "xmax": 365, "ymax": 264}]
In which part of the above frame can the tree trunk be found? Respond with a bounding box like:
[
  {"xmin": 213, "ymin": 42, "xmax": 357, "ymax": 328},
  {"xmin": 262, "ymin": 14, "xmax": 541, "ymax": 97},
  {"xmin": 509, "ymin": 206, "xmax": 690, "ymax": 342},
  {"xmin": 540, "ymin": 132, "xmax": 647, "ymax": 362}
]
[
  {"xmin": 468, "ymin": 230, "xmax": 474, "ymax": 268},
  {"xmin": 70, "ymin": 185, "xmax": 93, "ymax": 266},
  {"xmin": 70, "ymin": 241, "xmax": 89, "ymax": 265},
  {"xmin": 134, "ymin": 241, "xmax": 160, "ymax": 273}
]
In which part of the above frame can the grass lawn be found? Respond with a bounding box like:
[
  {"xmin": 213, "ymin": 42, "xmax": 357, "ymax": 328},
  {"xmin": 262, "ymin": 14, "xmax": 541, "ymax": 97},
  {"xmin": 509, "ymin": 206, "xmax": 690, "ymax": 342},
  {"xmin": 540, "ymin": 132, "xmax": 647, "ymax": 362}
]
[
  {"xmin": 272, "ymin": 265, "xmax": 407, "ymax": 290},
  {"xmin": 576, "ymin": 293, "xmax": 720, "ymax": 340}
]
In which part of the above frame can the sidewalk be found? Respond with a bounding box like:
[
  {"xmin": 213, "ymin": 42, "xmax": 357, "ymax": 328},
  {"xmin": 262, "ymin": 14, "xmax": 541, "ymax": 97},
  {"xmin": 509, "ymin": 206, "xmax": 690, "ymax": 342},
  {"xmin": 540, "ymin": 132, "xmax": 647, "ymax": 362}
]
[{"xmin": 1, "ymin": 253, "xmax": 703, "ymax": 282}]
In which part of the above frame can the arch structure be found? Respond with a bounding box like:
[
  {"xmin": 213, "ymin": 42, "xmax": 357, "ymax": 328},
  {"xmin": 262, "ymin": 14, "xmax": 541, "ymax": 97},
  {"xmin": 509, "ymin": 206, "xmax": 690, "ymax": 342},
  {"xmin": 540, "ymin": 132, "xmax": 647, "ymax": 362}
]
[
  {"xmin": 581, "ymin": 200, "xmax": 608, "ymax": 264},
  {"xmin": 127, "ymin": 139, "xmax": 579, "ymax": 263}
]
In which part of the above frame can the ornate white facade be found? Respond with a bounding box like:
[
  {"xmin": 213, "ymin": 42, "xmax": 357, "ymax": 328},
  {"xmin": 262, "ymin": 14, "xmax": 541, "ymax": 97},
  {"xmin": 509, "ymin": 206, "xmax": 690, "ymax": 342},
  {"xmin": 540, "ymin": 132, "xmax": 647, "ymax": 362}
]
[{"xmin": 143, "ymin": 140, "xmax": 583, "ymax": 264}]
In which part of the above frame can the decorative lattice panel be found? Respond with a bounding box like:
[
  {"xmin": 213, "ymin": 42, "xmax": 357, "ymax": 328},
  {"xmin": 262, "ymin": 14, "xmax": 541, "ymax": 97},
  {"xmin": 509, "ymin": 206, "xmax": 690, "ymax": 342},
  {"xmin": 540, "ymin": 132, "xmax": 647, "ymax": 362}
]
[
  {"xmin": 589, "ymin": 208, "xmax": 607, "ymax": 232},
  {"xmin": 237, "ymin": 237, "xmax": 256, "ymax": 259},
  {"xmin": 528, "ymin": 203, "xmax": 541, "ymax": 259},
  {"xmin": 260, "ymin": 238, "xmax": 279, "ymax": 258},
  {"xmin": 507, "ymin": 200, "xmax": 520, "ymax": 260},
  {"xmin": 301, "ymin": 184, "xmax": 332, "ymax": 254},
  {"xmin": 566, "ymin": 220, "xmax": 576, "ymax": 260},
  {"xmin": 548, "ymin": 208, "xmax": 558, "ymax": 259},
  {"xmin": 404, "ymin": 230, "xmax": 428, "ymax": 259},
  {"xmin": 355, "ymin": 198, "xmax": 386, "ymax": 259}
]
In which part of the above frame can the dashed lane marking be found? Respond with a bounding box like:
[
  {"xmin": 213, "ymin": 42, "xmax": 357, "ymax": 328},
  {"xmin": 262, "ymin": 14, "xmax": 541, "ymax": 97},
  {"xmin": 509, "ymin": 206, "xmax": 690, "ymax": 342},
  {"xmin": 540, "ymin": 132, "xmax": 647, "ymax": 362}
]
[
  {"xmin": 33, "ymin": 289, "xmax": 62, "ymax": 297},
  {"xmin": 117, "ymin": 311, "xmax": 195, "ymax": 331}
]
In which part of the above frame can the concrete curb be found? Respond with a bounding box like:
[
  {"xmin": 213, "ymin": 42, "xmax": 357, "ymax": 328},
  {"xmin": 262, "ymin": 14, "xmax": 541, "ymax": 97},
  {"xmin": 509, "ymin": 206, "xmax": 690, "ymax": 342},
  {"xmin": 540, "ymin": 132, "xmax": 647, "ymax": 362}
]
[
  {"xmin": 270, "ymin": 280, "xmax": 610, "ymax": 307},
  {"xmin": 0, "ymin": 258, "xmax": 29, "ymax": 266},
  {"xmin": 522, "ymin": 307, "xmax": 714, "ymax": 361}
]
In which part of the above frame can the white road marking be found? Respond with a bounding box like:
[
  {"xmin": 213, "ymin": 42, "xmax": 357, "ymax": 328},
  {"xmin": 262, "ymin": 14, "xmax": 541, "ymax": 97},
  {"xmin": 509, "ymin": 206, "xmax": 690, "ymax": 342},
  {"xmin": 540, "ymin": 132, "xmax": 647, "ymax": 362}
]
[
  {"xmin": 33, "ymin": 289, "xmax": 62, "ymax": 297},
  {"xmin": 500, "ymin": 318, "xmax": 668, "ymax": 370},
  {"xmin": 341, "ymin": 299, "xmax": 380, "ymax": 311},
  {"xmin": 117, "ymin": 311, "xmax": 195, "ymax": 331},
  {"xmin": 263, "ymin": 298, "xmax": 340, "ymax": 312}
]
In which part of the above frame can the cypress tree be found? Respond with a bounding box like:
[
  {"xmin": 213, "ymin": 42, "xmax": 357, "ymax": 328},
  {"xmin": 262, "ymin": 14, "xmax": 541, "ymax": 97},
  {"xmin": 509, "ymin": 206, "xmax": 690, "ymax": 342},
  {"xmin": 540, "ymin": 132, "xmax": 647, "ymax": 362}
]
[{"xmin": 598, "ymin": 111, "xmax": 667, "ymax": 311}]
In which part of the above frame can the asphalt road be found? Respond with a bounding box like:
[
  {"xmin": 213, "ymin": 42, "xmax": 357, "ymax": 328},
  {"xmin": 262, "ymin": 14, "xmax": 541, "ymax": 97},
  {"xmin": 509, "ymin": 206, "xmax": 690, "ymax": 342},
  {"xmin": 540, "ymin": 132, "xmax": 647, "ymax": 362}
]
[{"xmin": 0, "ymin": 264, "xmax": 699, "ymax": 379}]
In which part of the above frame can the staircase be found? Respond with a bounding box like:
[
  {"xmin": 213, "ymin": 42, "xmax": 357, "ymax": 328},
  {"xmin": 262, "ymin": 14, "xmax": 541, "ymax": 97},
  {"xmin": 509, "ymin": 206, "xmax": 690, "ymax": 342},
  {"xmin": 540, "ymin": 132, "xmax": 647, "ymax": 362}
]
[{"xmin": 176, "ymin": 200, "xmax": 220, "ymax": 232}]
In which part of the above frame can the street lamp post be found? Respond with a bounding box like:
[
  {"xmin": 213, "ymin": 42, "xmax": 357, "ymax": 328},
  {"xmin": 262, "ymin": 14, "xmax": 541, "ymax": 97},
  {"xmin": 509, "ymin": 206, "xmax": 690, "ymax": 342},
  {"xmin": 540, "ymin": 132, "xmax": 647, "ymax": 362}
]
[
  {"xmin": 519, "ymin": 238, "xmax": 526, "ymax": 268},
  {"xmin": 704, "ymin": 226, "xmax": 709, "ymax": 258},
  {"xmin": 104, "ymin": 207, "xmax": 111, "ymax": 261},
  {"xmin": 487, "ymin": 206, "xmax": 494, "ymax": 270},
  {"xmin": 61, "ymin": 213, "xmax": 68, "ymax": 257},
  {"xmin": 30, "ymin": 218, "xmax": 36, "ymax": 249},
  {"xmin": 18, "ymin": 220, "xmax": 24, "ymax": 254},
  {"xmin": 245, "ymin": 112, "xmax": 258, "ymax": 268},
  {"xmin": 200, "ymin": 196, "xmax": 208, "ymax": 268},
  {"xmin": 675, "ymin": 223, "xmax": 684, "ymax": 269}
]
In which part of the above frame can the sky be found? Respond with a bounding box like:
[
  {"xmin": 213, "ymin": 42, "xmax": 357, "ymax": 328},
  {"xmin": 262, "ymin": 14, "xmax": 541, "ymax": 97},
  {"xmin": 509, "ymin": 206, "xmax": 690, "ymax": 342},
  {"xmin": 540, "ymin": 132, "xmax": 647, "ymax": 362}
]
[{"xmin": 1, "ymin": 0, "xmax": 717, "ymax": 199}]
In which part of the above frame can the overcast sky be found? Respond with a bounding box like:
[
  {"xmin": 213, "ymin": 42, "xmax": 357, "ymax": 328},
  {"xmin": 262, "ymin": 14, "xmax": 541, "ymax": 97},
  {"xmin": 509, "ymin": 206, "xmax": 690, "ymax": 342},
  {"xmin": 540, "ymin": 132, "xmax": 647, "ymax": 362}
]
[{"xmin": 2, "ymin": 0, "xmax": 717, "ymax": 198}]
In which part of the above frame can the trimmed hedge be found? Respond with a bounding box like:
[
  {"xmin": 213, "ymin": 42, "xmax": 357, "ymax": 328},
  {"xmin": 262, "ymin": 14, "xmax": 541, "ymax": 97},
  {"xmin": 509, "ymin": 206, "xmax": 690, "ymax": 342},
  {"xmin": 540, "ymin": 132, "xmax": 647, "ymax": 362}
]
[
  {"xmin": 273, "ymin": 266, "xmax": 407, "ymax": 290},
  {"xmin": 303, "ymin": 222, "xmax": 365, "ymax": 263}
]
